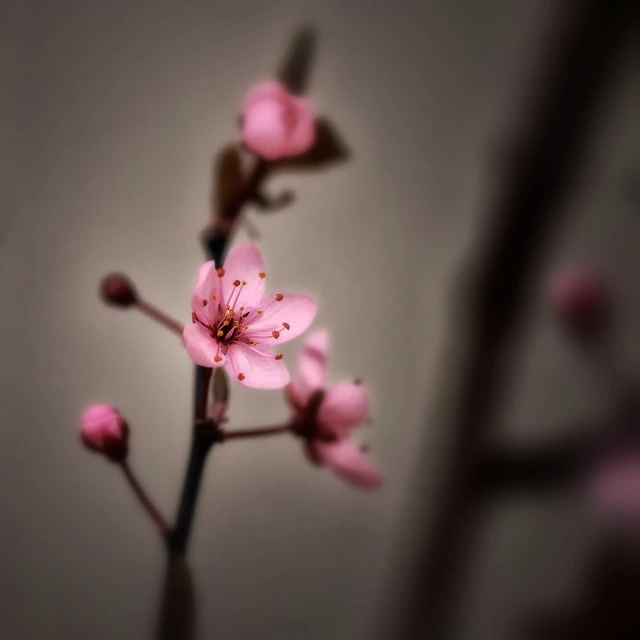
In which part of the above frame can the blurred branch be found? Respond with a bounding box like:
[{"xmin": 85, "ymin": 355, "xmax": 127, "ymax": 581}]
[
  {"xmin": 390, "ymin": 1, "xmax": 639, "ymax": 638},
  {"xmin": 477, "ymin": 433, "xmax": 596, "ymax": 497},
  {"xmin": 119, "ymin": 461, "xmax": 171, "ymax": 538}
]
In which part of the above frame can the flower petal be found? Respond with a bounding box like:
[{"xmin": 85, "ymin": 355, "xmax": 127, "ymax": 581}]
[
  {"xmin": 191, "ymin": 260, "xmax": 220, "ymax": 323},
  {"xmin": 284, "ymin": 96, "xmax": 315, "ymax": 156},
  {"xmin": 589, "ymin": 450, "xmax": 640, "ymax": 520},
  {"xmin": 225, "ymin": 343, "xmax": 290, "ymax": 389},
  {"xmin": 242, "ymin": 99, "xmax": 289, "ymax": 161},
  {"xmin": 288, "ymin": 328, "xmax": 328, "ymax": 406},
  {"xmin": 314, "ymin": 439, "xmax": 383, "ymax": 490},
  {"xmin": 317, "ymin": 382, "xmax": 369, "ymax": 434},
  {"xmin": 242, "ymin": 80, "xmax": 288, "ymax": 112},
  {"xmin": 183, "ymin": 323, "xmax": 225, "ymax": 368},
  {"xmin": 219, "ymin": 242, "xmax": 267, "ymax": 312},
  {"xmin": 244, "ymin": 293, "xmax": 317, "ymax": 345}
]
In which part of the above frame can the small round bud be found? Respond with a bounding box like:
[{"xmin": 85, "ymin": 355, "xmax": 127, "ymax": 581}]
[
  {"xmin": 79, "ymin": 404, "xmax": 129, "ymax": 461},
  {"xmin": 100, "ymin": 274, "xmax": 138, "ymax": 307},
  {"xmin": 550, "ymin": 267, "xmax": 611, "ymax": 337}
]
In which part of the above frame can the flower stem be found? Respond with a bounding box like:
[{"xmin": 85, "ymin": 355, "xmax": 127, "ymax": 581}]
[
  {"xmin": 119, "ymin": 461, "xmax": 171, "ymax": 538},
  {"xmin": 222, "ymin": 425, "xmax": 291, "ymax": 441},
  {"xmin": 136, "ymin": 299, "xmax": 185, "ymax": 337}
]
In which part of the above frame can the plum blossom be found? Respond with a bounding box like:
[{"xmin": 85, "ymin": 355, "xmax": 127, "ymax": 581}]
[
  {"xmin": 183, "ymin": 242, "xmax": 317, "ymax": 389},
  {"xmin": 80, "ymin": 404, "xmax": 129, "ymax": 460},
  {"xmin": 550, "ymin": 267, "xmax": 610, "ymax": 336},
  {"xmin": 286, "ymin": 329, "xmax": 383, "ymax": 490},
  {"xmin": 589, "ymin": 445, "xmax": 640, "ymax": 525},
  {"xmin": 241, "ymin": 81, "xmax": 315, "ymax": 161}
]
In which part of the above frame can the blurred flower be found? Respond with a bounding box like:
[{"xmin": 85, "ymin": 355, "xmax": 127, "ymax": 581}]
[
  {"xmin": 550, "ymin": 267, "xmax": 611, "ymax": 337},
  {"xmin": 589, "ymin": 446, "xmax": 640, "ymax": 525},
  {"xmin": 286, "ymin": 329, "xmax": 383, "ymax": 490},
  {"xmin": 79, "ymin": 404, "xmax": 129, "ymax": 461},
  {"xmin": 240, "ymin": 81, "xmax": 315, "ymax": 161},
  {"xmin": 184, "ymin": 242, "xmax": 316, "ymax": 389}
]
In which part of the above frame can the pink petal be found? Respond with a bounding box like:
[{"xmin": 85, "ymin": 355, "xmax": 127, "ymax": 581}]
[
  {"xmin": 79, "ymin": 404, "xmax": 126, "ymax": 454},
  {"xmin": 191, "ymin": 260, "xmax": 219, "ymax": 322},
  {"xmin": 183, "ymin": 323, "xmax": 225, "ymax": 368},
  {"xmin": 288, "ymin": 328, "xmax": 328, "ymax": 406},
  {"xmin": 242, "ymin": 99, "xmax": 289, "ymax": 161},
  {"xmin": 283, "ymin": 96, "xmax": 315, "ymax": 156},
  {"xmin": 225, "ymin": 343, "xmax": 290, "ymax": 389},
  {"xmin": 314, "ymin": 439, "xmax": 383, "ymax": 490},
  {"xmin": 219, "ymin": 242, "xmax": 267, "ymax": 312},
  {"xmin": 242, "ymin": 80, "xmax": 288, "ymax": 111},
  {"xmin": 590, "ymin": 451, "xmax": 640, "ymax": 519},
  {"xmin": 317, "ymin": 382, "xmax": 369, "ymax": 435},
  {"xmin": 244, "ymin": 293, "xmax": 317, "ymax": 345}
]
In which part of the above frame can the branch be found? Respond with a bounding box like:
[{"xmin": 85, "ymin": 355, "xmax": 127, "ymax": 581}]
[{"xmin": 390, "ymin": 2, "xmax": 639, "ymax": 637}]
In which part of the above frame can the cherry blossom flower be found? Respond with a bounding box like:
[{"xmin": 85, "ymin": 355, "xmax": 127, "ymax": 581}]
[
  {"xmin": 183, "ymin": 242, "xmax": 317, "ymax": 389},
  {"xmin": 79, "ymin": 404, "xmax": 129, "ymax": 460},
  {"xmin": 241, "ymin": 80, "xmax": 315, "ymax": 161},
  {"xmin": 550, "ymin": 267, "xmax": 611, "ymax": 337},
  {"xmin": 286, "ymin": 329, "xmax": 383, "ymax": 489},
  {"xmin": 589, "ymin": 445, "xmax": 640, "ymax": 525}
]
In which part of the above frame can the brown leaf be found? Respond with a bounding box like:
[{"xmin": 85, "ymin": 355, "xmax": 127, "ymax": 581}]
[
  {"xmin": 276, "ymin": 118, "xmax": 350, "ymax": 171},
  {"xmin": 212, "ymin": 143, "xmax": 246, "ymax": 220},
  {"xmin": 212, "ymin": 367, "xmax": 229, "ymax": 404},
  {"xmin": 276, "ymin": 25, "xmax": 317, "ymax": 95}
]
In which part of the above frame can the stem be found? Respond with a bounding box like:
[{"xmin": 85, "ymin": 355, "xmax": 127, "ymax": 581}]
[
  {"xmin": 223, "ymin": 425, "xmax": 291, "ymax": 441},
  {"xmin": 136, "ymin": 299, "xmax": 184, "ymax": 336},
  {"xmin": 390, "ymin": 2, "xmax": 637, "ymax": 638},
  {"xmin": 169, "ymin": 426, "xmax": 215, "ymax": 556},
  {"xmin": 119, "ymin": 461, "xmax": 171, "ymax": 537}
]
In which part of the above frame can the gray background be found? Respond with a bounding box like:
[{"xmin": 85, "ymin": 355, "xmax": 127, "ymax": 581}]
[{"xmin": 1, "ymin": 1, "xmax": 638, "ymax": 638}]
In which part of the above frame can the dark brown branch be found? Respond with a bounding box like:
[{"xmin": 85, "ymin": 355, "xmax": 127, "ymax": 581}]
[{"xmin": 390, "ymin": 2, "xmax": 638, "ymax": 638}]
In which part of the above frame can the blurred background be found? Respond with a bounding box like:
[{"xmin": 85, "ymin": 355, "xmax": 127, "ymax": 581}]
[{"xmin": 1, "ymin": 1, "xmax": 639, "ymax": 638}]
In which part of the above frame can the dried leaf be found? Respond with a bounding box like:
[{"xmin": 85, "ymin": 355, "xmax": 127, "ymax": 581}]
[
  {"xmin": 276, "ymin": 118, "xmax": 350, "ymax": 171},
  {"xmin": 212, "ymin": 367, "xmax": 229, "ymax": 404},
  {"xmin": 276, "ymin": 25, "xmax": 317, "ymax": 95},
  {"xmin": 212, "ymin": 144, "xmax": 246, "ymax": 220}
]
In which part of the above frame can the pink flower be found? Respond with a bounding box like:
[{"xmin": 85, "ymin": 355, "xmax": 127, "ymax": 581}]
[
  {"xmin": 550, "ymin": 267, "xmax": 610, "ymax": 336},
  {"xmin": 79, "ymin": 404, "xmax": 129, "ymax": 460},
  {"xmin": 286, "ymin": 329, "xmax": 383, "ymax": 490},
  {"xmin": 589, "ymin": 447, "xmax": 640, "ymax": 524},
  {"xmin": 241, "ymin": 81, "xmax": 315, "ymax": 161},
  {"xmin": 183, "ymin": 242, "xmax": 317, "ymax": 389}
]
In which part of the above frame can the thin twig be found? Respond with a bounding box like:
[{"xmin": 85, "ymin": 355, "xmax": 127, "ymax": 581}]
[
  {"xmin": 119, "ymin": 461, "xmax": 171, "ymax": 538},
  {"xmin": 222, "ymin": 425, "xmax": 291, "ymax": 441},
  {"xmin": 136, "ymin": 299, "xmax": 185, "ymax": 337}
]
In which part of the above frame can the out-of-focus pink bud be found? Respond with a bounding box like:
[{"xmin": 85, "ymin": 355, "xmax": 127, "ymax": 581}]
[
  {"xmin": 240, "ymin": 81, "xmax": 315, "ymax": 161},
  {"xmin": 79, "ymin": 404, "xmax": 129, "ymax": 461},
  {"xmin": 100, "ymin": 274, "xmax": 139, "ymax": 307},
  {"xmin": 550, "ymin": 267, "xmax": 611, "ymax": 337}
]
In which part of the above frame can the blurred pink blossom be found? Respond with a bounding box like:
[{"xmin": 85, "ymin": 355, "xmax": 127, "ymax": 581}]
[
  {"xmin": 79, "ymin": 404, "xmax": 129, "ymax": 460},
  {"xmin": 241, "ymin": 81, "xmax": 315, "ymax": 161},
  {"xmin": 286, "ymin": 329, "xmax": 383, "ymax": 490},
  {"xmin": 550, "ymin": 267, "xmax": 610, "ymax": 336},
  {"xmin": 184, "ymin": 242, "xmax": 316, "ymax": 389},
  {"xmin": 589, "ymin": 447, "xmax": 640, "ymax": 520}
]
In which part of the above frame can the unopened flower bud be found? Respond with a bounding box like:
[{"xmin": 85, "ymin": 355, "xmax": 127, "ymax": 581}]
[
  {"xmin": 100, "ymin": 273, "xmax": 139, "ymax": 307},
  {"xmin": 550, "ymin": 267, "xmax": 611, "ymax": 337},
  {"xmin": 79, "ymin": 404, "xmax": 129, "ymax": 461}
]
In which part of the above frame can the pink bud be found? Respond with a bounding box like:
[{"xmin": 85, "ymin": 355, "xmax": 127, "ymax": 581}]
[
  {"xmin": 79, "ymin": 404, "xmax": 129, "ymax": 461},
  {"xmin": 240, "ymin": 81, "xmax": 315, "ymax": 161},
  {"xmin": 100, "ymin": 273, "xmax": 139, "ymax": 307},
  {"xmin": 550, "ymin": 267, "xmax": 610, "ymax": 336}
]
